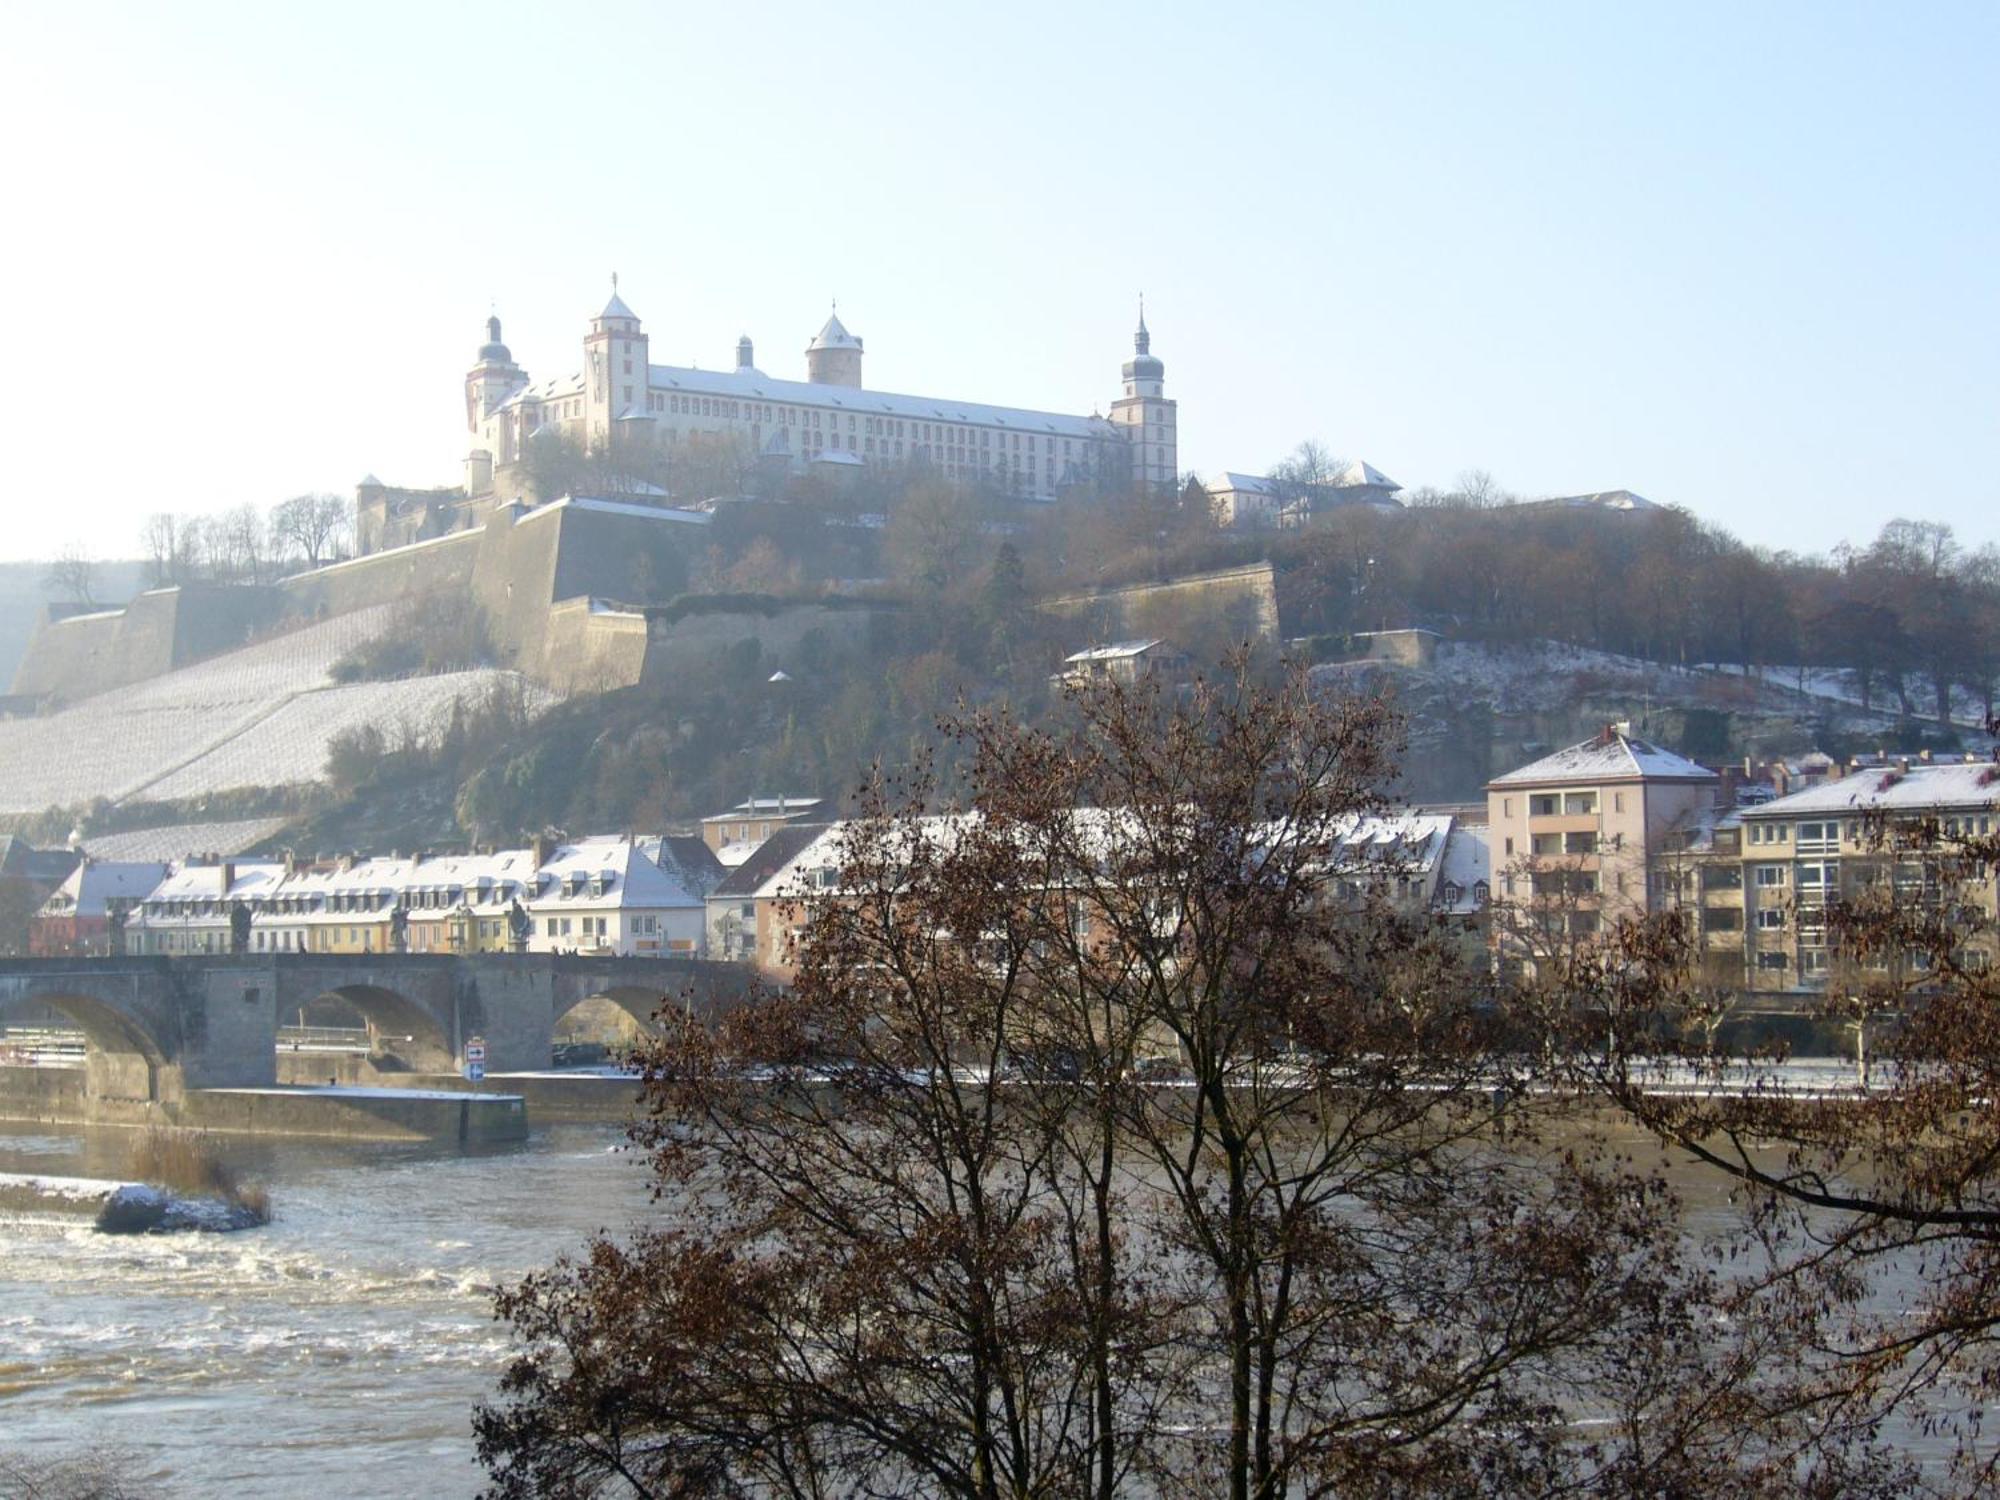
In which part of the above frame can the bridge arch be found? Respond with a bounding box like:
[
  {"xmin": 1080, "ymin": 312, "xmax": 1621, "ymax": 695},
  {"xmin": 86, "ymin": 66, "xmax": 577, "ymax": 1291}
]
[
  {"xmin": 7, "ymin": 989, "xmax": 170, "ymax": 1104},
  {"xmin": 302, "ymin": 983, "xmax": 454, "ymax": 1073}
]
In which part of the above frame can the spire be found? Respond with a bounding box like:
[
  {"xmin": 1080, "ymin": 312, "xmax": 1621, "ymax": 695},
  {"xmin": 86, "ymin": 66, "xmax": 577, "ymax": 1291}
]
[{"xmin": 1135, "ymin": 294, "xmax": 1151, "ymax": 357}]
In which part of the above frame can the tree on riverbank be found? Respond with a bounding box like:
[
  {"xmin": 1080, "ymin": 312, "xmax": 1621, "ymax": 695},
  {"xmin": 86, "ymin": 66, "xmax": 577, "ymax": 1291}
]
[
  {"xmin": 1556, "ymin": 814, "xmax": 2000, "ymax": 1491},
  {"xmin": 476, "ymin": 666, "xmax": 1888, "ymax": 1497}
]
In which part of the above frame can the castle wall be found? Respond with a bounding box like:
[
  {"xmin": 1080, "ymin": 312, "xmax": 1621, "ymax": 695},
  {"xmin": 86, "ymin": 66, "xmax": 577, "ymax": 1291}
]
[
  {"xmin": 282, "ymin": 530, "xmax": 484, "ymax": 620},
  {"xmin": 1036, "ymin": 562, "xmax": 1281, "ymax": 647},
  {"xmin": 540, "ymin": 599, "xmax": 651, "ymax": 694},
  {"xmin": 13, "ymin": 586, "xmax": 288, "ymax": 702}
]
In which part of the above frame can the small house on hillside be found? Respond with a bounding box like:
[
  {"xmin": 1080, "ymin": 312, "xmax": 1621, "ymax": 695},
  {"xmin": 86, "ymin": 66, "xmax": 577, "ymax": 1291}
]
[{"xmin": 1054, "ymin": 639, "xmax": 1190, "ymax": 688}]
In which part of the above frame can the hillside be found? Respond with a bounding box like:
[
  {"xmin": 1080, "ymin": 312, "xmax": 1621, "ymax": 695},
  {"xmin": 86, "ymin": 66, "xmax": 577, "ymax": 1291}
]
[{"xmin": 0, "ymin": 606, "xmax": 556, "ymax": 818}]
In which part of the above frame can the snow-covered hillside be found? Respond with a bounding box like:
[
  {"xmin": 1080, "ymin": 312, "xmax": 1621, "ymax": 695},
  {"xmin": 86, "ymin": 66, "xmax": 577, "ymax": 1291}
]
[{"xmin": 0, "ymin": 609, "xmax": 558, "ymax": 815}]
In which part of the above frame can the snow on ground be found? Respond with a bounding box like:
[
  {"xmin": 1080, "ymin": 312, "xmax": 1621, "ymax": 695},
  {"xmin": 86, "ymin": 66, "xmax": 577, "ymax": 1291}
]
[
  {"xmin": 80, "ymin": 816, "xmax": 298, "ymax": 861},
  {"xmin": 1694, "ymin": 663, "xmax": 1988, "ymax": 729},
  {"xmin": 0, "ymin": 608, "xmax": 560, "ymax": 814}
]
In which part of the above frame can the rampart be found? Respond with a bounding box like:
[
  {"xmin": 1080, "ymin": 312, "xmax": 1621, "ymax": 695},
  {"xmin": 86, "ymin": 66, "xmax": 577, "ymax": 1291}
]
[
  {"xmin": 14, "ymin": 586, "xmax": 288, "ymax": 701},
  {"xmin": 1036, "ymin": 562, "xmax": 1281, "ymax": 646}
]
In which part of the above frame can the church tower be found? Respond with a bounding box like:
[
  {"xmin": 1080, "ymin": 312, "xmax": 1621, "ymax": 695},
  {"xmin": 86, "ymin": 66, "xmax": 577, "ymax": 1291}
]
[
  {"xmin": 1109, "ymin": 303, "xmax": 1177, "ymax": 490},
  {"xmin": 805, "ymin": 307, "xmax": 864, "ymax": 388},
  {"xmin": 465, "ymin": 314, "xmax": 526, "ymax": 433},
  {"xmin": 584, "ymin": 280, "xmax": 650, "ymax": 452}
]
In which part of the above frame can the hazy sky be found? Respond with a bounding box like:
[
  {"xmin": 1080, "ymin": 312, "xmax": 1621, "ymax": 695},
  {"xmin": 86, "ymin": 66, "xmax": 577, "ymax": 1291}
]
[{"xmin": 0, "ymin": 2, "xmax": 1992, "ymax": 565}]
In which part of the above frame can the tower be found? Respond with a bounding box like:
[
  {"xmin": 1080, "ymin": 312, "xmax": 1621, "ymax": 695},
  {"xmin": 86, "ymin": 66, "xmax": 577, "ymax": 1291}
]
[
  {"xmin": 583, "ymin": 279, "xmax": 650, "ymax": 451},
  {"xmin": 1109, "ymin": 301, "xmax": 1177, "ymax": 490},
  {"xmin": 464, "ymin": 314, "xmax": 526, "ymax": 433},
  {"xmin": 805, "ymin": 307, "xmax": 863, "ymax": 387}
]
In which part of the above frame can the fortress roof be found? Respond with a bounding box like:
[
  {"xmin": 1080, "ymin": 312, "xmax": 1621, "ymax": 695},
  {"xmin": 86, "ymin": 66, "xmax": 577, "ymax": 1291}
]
[{"xmin": 642, "ymin": 361, "xmax": 1118, "ymax": 440}]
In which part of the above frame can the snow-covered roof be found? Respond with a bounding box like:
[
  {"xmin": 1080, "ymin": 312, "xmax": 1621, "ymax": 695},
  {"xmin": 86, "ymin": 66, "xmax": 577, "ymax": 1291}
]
[
  {"xmin": 1433, "ymin": 825, "xmax": 1491, "ymax": 913},
  {"xmin": 38, "ymin": 861, "xmax": 172, "ymax": 919},
  {"xmin": 1526, "ymin": 490, "xmax": 1660, "ymax": 513},
  {"xmin": 807, "ymin": 311, "xmax": 862, "ymax": 351},
  {"xmin": 532, "ymin": 836, "xmax": 702, "ymax": 910},
  {"xmin": 599, "ymin": 291, "xmax": 636, "ymax": 321},
  {"xmin": 643, "ymin": 361, "xmax": 1118, "ymax": 441},
  {"xmin": 1743, "ymin": 761, "xmax": 2000, "ymax": 819},
  {"xmin": 1489, "ymin": 731, "xmax": 1717, "ymax": 787},
  {"xmin": 707, "ymin": 797, "xmax": 825, "ymax": 821},
  {"xmin": 1065, "ymin": 640, "xmax": 1163, "ymax": 663},
  {"xmin": 1213, "ymin": 472, "xmax": 1276, "ymax": 495},
  {"xmin": 1336, "ymin": 460, "xmax": 1400, "ymax": 491}
]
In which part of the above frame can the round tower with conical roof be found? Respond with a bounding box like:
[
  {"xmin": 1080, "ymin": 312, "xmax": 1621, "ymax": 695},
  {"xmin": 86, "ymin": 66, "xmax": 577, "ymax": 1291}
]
[
  {"xmin": 1109, "ymin": 300, "xmax": 1177, "ymax": 490},
  {"xmin": 805, "ymin": 306, "xmax": 863, "ymax": 388}
]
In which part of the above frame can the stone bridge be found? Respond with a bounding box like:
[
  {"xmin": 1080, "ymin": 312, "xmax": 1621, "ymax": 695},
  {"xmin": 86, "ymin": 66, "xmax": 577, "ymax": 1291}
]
[{"xmin": 0, "ymin": 953, "xmax": 755, "ymax": 1117}]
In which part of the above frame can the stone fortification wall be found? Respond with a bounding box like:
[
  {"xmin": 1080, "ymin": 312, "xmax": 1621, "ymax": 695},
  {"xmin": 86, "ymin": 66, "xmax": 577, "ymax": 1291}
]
[
  {"xmin": 15, "ymin": 498, "xmax": 719, "ymax": 704},
  {"xmin": 1037, "ymin": 562, "xmax": 1280, "ymax": 646},
  {"xmin": 281, "ymin": 530, "xmax": 483, "ymax": 620},
  {"xmin": 13, "ymin": 586, "xmax": 288, "ymax": 702},
  {"xmin": 539, "ymin": 600, "xmax": 651, "ymax": 694}
]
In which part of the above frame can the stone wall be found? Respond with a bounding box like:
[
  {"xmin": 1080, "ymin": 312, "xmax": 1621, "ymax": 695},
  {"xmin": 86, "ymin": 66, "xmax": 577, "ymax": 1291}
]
[
  {"xmin": 1036, "ymin": 562, "xmax": 1281, "ymax": 648},
  {"xmin": 13, "ymin": 586, "xmax": 288, "ymax": 701}
]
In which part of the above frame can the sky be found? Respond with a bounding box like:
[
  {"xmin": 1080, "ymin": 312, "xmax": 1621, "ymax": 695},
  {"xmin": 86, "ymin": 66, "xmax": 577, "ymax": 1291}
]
[{"xmin": 0, "ymin": 1, "xmax": 1992, "ymax": 564}]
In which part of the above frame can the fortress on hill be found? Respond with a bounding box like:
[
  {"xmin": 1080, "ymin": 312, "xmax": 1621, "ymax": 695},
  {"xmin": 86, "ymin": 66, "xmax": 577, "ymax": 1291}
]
[
  {"xmin": 13, "ymin": 287, "xmax": 1194, "ymax": 709},
  {"xmin": 359, "ymin": 285, "xmax": 1178, "ymax": 553}
]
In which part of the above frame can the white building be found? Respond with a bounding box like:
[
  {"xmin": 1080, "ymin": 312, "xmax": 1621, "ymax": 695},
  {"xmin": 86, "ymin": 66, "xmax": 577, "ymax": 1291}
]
[
  {"xmin": 1207, "ymin": 461, "xmax": 1403, "ymax": 529},
  {"xmin": 446, "ymin": 289, "xmax": 1177, "ymax": 514},
  {"xmin": 525, "ymin": 835, "xmax": 705, "ymax": 956}
]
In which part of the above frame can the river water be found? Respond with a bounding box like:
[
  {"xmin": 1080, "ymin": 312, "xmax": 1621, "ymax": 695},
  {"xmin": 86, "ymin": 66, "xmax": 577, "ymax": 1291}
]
[
  {"xmin": 0, "ymin": 1118, "xmax": 658, "ymax": 1497},
  {"xmin": 0, "ymin": 1111, "xmax": 1980, "ymax": 1495}
]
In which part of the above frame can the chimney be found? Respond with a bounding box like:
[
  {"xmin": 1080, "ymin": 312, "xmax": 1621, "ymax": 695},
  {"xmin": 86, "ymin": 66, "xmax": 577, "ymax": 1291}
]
[
  {"xmin": 219, "ymin": 862, "xmax": 235, "ymax": 893},
  {"xmin": 531, "ymin": 834, "xmax": 555, "ymax": 870},
  {"xmin": 283, "ymin": 850, "xmax": 299, "ymax": 878}
]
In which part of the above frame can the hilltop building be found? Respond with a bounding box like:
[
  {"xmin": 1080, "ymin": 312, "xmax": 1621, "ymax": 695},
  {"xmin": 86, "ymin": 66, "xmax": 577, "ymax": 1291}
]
[
  {"xmin": 1207, "ymin": 461, "xmax": 1404, "ymax": 529},
  {"xmin": 361, "ymin": 288, "xmax": 1178, "ymax": 554}
]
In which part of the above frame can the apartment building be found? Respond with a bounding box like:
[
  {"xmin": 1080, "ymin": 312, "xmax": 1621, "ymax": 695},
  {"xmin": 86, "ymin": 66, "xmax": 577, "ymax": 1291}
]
[
  {"xmin": 1487, "ymin": 726, "xmax": 1718, "ymax": 966},
  {"xmin": 1689, "ymin": 754, "xmax": 2000, "ymax": 993}
]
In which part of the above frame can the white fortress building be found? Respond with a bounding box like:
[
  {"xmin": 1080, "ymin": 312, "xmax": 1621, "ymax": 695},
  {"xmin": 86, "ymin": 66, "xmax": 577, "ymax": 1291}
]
[{"xmin": 394, "ymin": 285, "xmax": 1178, "ymax": 538}]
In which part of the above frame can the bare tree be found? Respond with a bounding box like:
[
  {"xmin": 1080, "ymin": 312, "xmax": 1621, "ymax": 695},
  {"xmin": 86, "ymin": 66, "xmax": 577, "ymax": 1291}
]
[
  {"xmin": 269, "ymin": 493, "xmax": 351, "ymax": 570},
  {"xmin": 42, "ymin": 544, "xmax": 96, "ymax": 606},
  {"xmin": 476, "ymin": 665, "xmax": 1850, "ymax": 1497}
]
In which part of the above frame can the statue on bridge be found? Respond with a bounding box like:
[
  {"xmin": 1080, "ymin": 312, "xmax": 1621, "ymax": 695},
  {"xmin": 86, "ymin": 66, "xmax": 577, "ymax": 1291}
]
[
  {"xmin": 508, "ymin": 898, "xmax": 531, "ymax": 954},
  {"xmin": 390, "ymin": 902, "xmax": 409, "ymax": 954}
]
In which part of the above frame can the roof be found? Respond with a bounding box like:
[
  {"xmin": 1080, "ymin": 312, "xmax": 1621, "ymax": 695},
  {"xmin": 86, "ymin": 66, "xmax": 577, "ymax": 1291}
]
[
  {"xmin": 807, "ymin": 311, "xmax": 861, "ymax": 351},
  {"xmin": 1064, "ymin": 640, "xmax": 1163, "ymax": 663},
  {"xmin": 708, "ymin": 823, "xmax": 832, "ymax": 899},
  {"xmin": 1213, "ymin": 472, "xmax": 1276, "ymax": 495},
  {"xmin": 533, "ymin": 836, "xmax": 702, "ymax": 910},
  {"xmin": 1433, "ymin": 825, "xmax": 1491, "ymax": 913},
  {"xmin": 38, "ymin": 860, "xmax": 172, "ymax": 919},
  {"xmin": 704, "ymin": 797, "xmax": 825, "ymax": 822},
  {"xmin": 1742, "ymin": 760, "xmax": 2000, "ymax": 819},
  {"xmin": 599, "ymin": 291, "xmax": 637, "ymax": 321},
  {"xmin": 639, "ymin": 835, "xmax": 728, "ymax": 898},
  {"xmin": 643, "ymin": 360, "xmax": 1119, "ymax": 441},
  {"xmin": 1489, "ymin": 730, "xmax": 1717, "ymax": 788},
  {"xmin": 1524, "ymin": 490, "xmax": 1660, "ymax": 513},
  {"xmin": 1335, "ymin": 460, "xmax": 1400, "ymax": 491}
]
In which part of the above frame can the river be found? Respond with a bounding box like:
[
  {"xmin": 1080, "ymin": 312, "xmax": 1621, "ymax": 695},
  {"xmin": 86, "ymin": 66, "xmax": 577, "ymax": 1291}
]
[
  {"xmin": 0, "ymin": 1118, "xmax": 657, "ymax": 1497},
  {"xmin": 0, "ymin": 1110, "xmax": 1980, "ymax": 1495}
]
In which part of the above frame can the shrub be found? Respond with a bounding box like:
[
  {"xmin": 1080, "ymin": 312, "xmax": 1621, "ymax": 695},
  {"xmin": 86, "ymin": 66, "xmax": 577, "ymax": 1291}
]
[{"xmin": 125, "ymin": 1126, "xmax": 269, "ymax": 1222}]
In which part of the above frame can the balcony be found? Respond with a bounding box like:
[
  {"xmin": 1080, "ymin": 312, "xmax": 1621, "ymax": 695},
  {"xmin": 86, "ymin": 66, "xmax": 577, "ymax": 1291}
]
[{"xmin": 1527, "ymin": 813, "xmax": 1601, "ymax": 835}]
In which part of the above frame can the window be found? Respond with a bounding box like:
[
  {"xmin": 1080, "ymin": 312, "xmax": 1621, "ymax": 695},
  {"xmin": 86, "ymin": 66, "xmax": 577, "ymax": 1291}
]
[
  {"xmin": 1504, "ymin": 837, "xmax": 1515, "ymax": 856},
  {"xmin": 1756, "ymin": 951, "xmax": 1788, "ymax": 971},
  {"xmin": 1704, "ymin": 907, "xmax": 1742, "ymax": 931},
  {"xmin": 1530, "ymin": 795, "xmax": 1559, "ymax": 817},
  {"xmin": 1564, "ymin": 792, "xmax": 1597, "ymax": 815},
  {"xmin": 1755, "ymin": 865, "xmax": 1786, "ymax": 887},
  {"xmin": 1531, "ymin": 833, "xmax": 1562, "ymax": 856},
  {"xmin": 1564, "ymin": 832, "xmax": 1597, "ymax": 855},
  {"xmin": 1757, "ymin": 908, "xmax": 1785, "ymax": 930},
  {"xmin": 1613, "ymin": 792, "xmax": 1624, "ymax": 813}
]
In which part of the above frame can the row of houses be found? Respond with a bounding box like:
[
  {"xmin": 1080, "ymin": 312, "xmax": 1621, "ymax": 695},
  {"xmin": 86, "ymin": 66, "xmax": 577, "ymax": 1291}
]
[{"xmin": 1486, "ymin": 725, "xmax": 2000, "ymax": 990}]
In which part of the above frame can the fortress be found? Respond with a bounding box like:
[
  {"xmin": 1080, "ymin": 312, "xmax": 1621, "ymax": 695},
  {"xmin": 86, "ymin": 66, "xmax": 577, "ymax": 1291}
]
[
  {"xmin": 11, "ymin": 288, "xmax": 1181, "ymax": 726},
  {"xmin": 360, "ymin": 286, "xmax": 1177, "ymax": 553}
]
